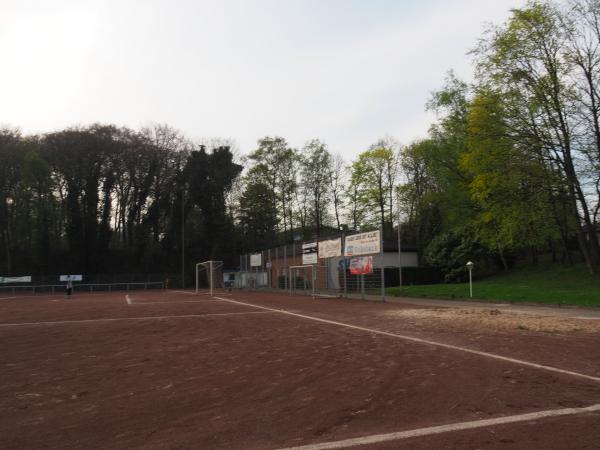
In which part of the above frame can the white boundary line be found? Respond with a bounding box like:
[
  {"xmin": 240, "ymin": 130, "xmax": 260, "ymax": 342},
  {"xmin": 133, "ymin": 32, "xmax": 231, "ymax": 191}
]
[
  {"xmin": 277, "ymin": 403, "xmax": 600, "ymax": 450},
  {"xmin": 212, "ymin": 296, "xmax": 600, "ymax": 384},
  {"xmin": 0, "ymin": 311, "xmax": 276, "ymax": 327},
  {"xmin": 173, "ymin": 290, "xmax": 232, "ymax": 297},
  {"xmin": 129, "ymin": 300, "xmax": 217, "ymax": 305},
  {"xmin": 125, "ymin": 294, "xmax": 215, "ymax": 305},
  {"xmin": 0, "ymin": 296, "xmax": 19, "ymax": 300}
]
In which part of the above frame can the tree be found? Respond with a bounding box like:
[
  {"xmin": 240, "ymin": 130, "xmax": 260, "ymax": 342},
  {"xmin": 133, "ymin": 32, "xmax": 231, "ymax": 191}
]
[
  {"xmin": 300, "ymin": 139, "xmax": 331, "ymax": 236},
  {"xmin": 474, "ymin": 0, "xmax": 600, "ymax": 271},
  {"xmin": 350, "ymin": 139, "xmax": 399, "ymax": 234},
  {"xmin": 245, "ymin": 137, "xmax": 298, "ymax": 241},
  {"xmin": 239, "ymin": 180, "xmax": 278, "ymax": 251},
  {"xmin": 328, "ymin": 153, "xmax": 346, "ymax": 230},
  {"xmin": 463, "ymin": 90, "xmax": 561, "ymax": 268}
]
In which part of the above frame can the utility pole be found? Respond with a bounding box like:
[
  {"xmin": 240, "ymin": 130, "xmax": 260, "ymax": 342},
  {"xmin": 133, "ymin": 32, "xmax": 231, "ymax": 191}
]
[
  {"xmin": 181, "ymin": 185, "xmax": 185, "ymax": 289},
  {"xmin": 5, "ymin": 197, "xmax": 13, "ymax": 275},
  {"xmin": 396, "ymin": 190, "xmax": 402, "ymax": 290}
]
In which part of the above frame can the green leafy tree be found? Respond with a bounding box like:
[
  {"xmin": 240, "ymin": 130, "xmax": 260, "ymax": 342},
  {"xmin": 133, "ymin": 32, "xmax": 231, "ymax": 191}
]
[
  {"xmin": 462, "ymin": 91, "xmax": 561, "ymax": 268},
  {"xmin": 473, "ymin": 0, "xmax": 600, "ymax": 271},
  {"xmin": 349, "ymin": 139, "xmax": 399, "ymax": 234},
  {"xmin": 300, "ymin": 139, "xmax": 332, "ymax": 236},
  {"xmin": 245, "ymin": 137, "xmax": 299, "ymax": 241}
]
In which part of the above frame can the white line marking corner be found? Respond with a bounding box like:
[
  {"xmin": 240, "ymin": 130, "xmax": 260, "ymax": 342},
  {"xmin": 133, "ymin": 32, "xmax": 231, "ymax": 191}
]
[{"xmin": 277, "ymin": 403, "xmax": 600, "ymax": 450}]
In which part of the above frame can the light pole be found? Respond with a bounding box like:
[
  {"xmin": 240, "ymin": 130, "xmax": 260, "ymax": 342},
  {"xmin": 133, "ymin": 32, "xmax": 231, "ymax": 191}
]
[
  {"xmin": 466, "ymin": 261, "xmax": 474, "ymax": 298},
  {"xmin": 396, "ymin": 190, "xmax": 402, "ymax": 291},
  {"xmin": 181, "ymin": 184, "xmax": 185, "ymax": 290},
  {"xmin": 5, "ymin": 197, "xmax": 13, "ymax": 275}
]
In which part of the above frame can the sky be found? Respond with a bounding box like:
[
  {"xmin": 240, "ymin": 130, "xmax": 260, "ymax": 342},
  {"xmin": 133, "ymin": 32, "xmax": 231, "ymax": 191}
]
[{"xmin": 0, "ymin": 0, "xmax": 527, "ymax": 159}]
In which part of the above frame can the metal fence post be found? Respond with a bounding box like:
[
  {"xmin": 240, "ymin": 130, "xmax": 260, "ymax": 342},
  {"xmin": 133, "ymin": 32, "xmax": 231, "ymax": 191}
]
[
  {"xmin": 275, "ymin": 247, "xmax": 279, "ymax": 289},
  {"xmin": 342, "ymin": 234, "xmax": 347, "ymax": 299},
  {"xmin": 268, "ymin": 248, "xmax": 271, "ymax": 288},
  {"xmin": 380, "ymin": 225, "xmax": 385, "ymax": 302},
  {"xmin": 284, "ymin": 245, "xmax": 287, "ymax": 290},
  {"xmin": 361, "ymin": 274, "xmax": 364, "ymax": 299}
]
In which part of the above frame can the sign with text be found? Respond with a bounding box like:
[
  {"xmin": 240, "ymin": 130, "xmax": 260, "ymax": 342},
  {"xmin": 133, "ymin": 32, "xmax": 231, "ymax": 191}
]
[
  {"xmin": 344, "ymin": 230, "xmax": 380, "ymax": 256},
  {"xmin": 60, "ymin": 275, "xmax": 82, "ymax": 281},
  {"xmin": 250, "ymin": 253, "xmax": 262, "ymax": 267},
  {"xmin": 318, "ymin": 238, "xmax": 342, "ymax": 259},
  {"xmin": 349, "ymin": 256, "xmax": 373, "ymax": 275},
  {"xmin": 302, "ymin": 242, "xmax": 318, "ymax": 265},
  {"xmin": 0, "ymin": 276, "xmax": 31, "ymax": 283}
]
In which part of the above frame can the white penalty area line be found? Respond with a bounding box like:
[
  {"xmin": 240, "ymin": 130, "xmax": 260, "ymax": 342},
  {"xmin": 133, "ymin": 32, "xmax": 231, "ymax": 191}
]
[
  {"xmin": 129, "ymin": 300, "xmax": 217, "ymax": 305},
  {"xmin": 173, "ymin": 290, "xmax": 233, "ymax": 296},
  {"xmin": 212, "ymin": 296, "xmax": 600, "ymax": 384},
  {"xmin": 125, "ymin": 294, "xmax": 218, "ymax": 305},
  {"xmin": 0, "ymin": 311, "xmax": 276, "ymax": 327},
  {"xmin": 125, "ymin": 294, "xmax": 214, "ymax": 305},
  {"xmin": 278, "ymin": 403, "xmax": 600, "ymax": 450}
]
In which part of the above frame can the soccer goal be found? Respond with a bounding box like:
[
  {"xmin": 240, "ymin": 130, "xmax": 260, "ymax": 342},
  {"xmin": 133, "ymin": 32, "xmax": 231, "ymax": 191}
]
[
  {"xmin": 195, "ymin": 260, "xmax": 224, "ymax": 296},
  {"xmin": 289, "ymin": 265, "xmax": 316, "ymax": 297}
]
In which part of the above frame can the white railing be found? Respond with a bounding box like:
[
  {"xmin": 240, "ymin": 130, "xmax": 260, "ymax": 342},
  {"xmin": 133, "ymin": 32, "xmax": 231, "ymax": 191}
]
[{"xmin": 0, "ymin": 282, "xmax": 164, "ymax": 296}]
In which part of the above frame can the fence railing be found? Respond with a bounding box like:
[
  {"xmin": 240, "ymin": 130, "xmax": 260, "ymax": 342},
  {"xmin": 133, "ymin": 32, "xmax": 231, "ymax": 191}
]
[{"xmin": 0, "ymin": 282, "xmax": 164, "ymax": 296}]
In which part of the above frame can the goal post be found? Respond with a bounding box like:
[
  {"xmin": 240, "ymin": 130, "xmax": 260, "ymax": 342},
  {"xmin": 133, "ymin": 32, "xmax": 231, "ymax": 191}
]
[
  {"xmin": 289, "ymin": 265, "xmax": 316, "ymax": 298},
  {"xmin": 195, "ymin": 261, "xmax": 224, "ymax": 296}
]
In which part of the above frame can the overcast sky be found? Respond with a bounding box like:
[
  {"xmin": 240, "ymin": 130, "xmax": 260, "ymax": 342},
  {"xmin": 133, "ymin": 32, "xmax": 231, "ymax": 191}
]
[{"xmin": 0, "ymin": 0, "xmax": 527, "ymax": 159}]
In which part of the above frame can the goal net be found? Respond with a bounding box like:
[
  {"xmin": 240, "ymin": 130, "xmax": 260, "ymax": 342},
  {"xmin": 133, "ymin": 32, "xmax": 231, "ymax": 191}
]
[{"xmin": 195, "ymin": 261, "xmax": 224, "ymax": 296}]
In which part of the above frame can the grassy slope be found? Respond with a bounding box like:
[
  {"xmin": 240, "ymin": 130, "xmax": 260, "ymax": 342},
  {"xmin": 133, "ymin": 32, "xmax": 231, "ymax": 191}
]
[{"xmin": 386, "ymin": 263, "xmax": 600, "ymax": 307}]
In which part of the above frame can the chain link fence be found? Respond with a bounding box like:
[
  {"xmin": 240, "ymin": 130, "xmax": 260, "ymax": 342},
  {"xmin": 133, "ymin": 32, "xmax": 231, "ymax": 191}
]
[{"xmin": 237, "ymin": 229, "xmax": 409, "ymax": 301}]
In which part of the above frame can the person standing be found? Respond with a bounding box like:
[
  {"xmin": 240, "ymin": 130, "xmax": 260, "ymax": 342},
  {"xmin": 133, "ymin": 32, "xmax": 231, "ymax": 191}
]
[{"xmin": 66, "ymin": 275, "xmax": 73, "ymax": 296}]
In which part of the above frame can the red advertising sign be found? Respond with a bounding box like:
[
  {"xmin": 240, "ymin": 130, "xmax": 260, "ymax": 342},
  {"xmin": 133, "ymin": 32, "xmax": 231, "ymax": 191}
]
[{"xmin": 349, "ymin": 256, "xmax": 373, "ymax": 275}]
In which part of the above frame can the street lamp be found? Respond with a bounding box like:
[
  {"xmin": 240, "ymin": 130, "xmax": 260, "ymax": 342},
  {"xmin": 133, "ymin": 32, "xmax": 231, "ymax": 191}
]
[
  {"xmin": 396, "ymin": 189, "xmax": 402, "ymax": 290},
  {"xmin": 5, "ymin": 197, "xmax": 13, "ymax": 275},
  {"xmin": 466, "ymin": 261, "xmax": 474, "ymax": 298},
  {"xmin": 181, "ymin": 184, "xmax": 185, "ymax": 290}
]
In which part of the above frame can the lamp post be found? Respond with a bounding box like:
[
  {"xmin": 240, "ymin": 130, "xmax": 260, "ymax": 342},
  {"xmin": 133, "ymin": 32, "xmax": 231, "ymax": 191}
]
[
  {"xmin": 396, "ymin": 190, "xmax": 402, "ymax": 291},
  {"xmin": 5, "ymin": 197, "xmax": 13, "ymax": 275},
  {"xmin": 181, "ymin": 184, "xmax": 185, "ymax": 290},
  {"xmin": 466, "ymin": 261, "xmax": 474, "ymax": 298}
]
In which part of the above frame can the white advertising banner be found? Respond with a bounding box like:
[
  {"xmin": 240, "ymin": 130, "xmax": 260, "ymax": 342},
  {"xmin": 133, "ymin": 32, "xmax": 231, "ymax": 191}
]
[
  {"xmin": 60, "ymin": 275, "xmax": 83, "ymax": 281},
  {"xmin": 344, "ymin": 230, "xmax": 381, "ymax": 256},
  {"xmin": 0, "ymin": 276, "xmax": 32, "ymax": 283},
  {"xmin": 250, "ymin": 253, "xmax": 262, "ymax": 267},
  {"xmin": 318, "ymin": 238, "xmax": 342, "ymax": 259},
  {"xmin": 302, "ymin": 242, "xmax": 318, "ymax": 265}
]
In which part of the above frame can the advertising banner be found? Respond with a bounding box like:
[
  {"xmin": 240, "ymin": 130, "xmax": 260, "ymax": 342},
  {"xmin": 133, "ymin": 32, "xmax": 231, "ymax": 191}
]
[
  {"xmin": 318, "ymin": 238, "xmax": 342, "ymax": 259},
  {"xmin": 302, "ymin": 242, "xmax": 318, "ymax": 265},
  {"xmin": 60, "ymin": 275, "xmax": 83, "ymax": 281},
  {"xmin": 250, "ymin": 253, "xmax": 262, "ymax": 267},
  {"xmin": 344, "ymin": 230, "xmax": 380, "ymax": 256},
  {"xmin": 0, "ymin": 276, "xmax": 32, "ymax": 283},
  {"xmin": 349, "ymin": 256, "xmax": 373, "ymax": 275}
]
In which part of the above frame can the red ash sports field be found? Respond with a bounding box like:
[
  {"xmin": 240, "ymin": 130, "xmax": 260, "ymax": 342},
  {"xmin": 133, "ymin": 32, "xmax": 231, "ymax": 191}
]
[{"xmin": 1, "ymin": 290, "xmax": 600, "ymax": 449}]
